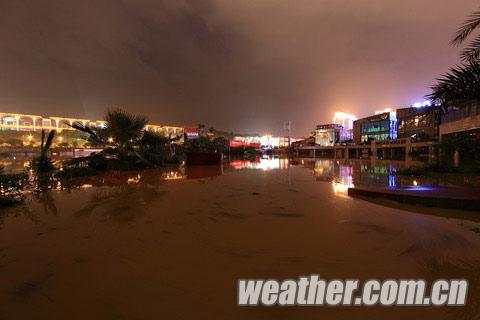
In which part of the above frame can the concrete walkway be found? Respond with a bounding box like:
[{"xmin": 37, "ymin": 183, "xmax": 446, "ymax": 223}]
[{"xmin": 348, "ymin": 185, "xmax": 480, "ymax": 212}]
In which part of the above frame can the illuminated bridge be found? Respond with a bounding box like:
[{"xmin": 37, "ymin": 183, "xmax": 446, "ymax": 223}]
[{"xmin": 0, "ymin": 112, "xmax": 183, "ymax": 136}]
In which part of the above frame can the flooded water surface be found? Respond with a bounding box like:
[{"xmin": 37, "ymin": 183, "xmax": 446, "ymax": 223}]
[{"xmin": 1, "ymin": 158, "xmax": 480, "ymax": 319}]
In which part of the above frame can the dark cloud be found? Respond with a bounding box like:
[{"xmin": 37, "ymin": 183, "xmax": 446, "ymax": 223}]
[{"xmin": 0, "ymin": 0, "xmax": 478, "ymax": 135}]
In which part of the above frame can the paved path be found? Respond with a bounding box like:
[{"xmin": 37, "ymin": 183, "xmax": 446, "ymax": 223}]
[{"xmin": 348, "ymin": 185, "xmax": 480, "ymax": 211}]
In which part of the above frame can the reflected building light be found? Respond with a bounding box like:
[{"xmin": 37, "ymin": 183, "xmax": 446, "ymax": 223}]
[
  {"xmin": 127, "ymin": 174, "xmax": 141, "ymax": 184},
  {"xmin": 279, "ymin": 158, "xmax": 289, "ymax": 169},
  {"xmin": 332, "ymin": 181, "xmax": 354, "ymax": 193},
  {"xmin": 257, "ymin": 158, "xmax": 281, "ymax": 171},
  {"xmin": 229, "ymin": 157, "xmax": 287, "ymax": 171},
  {"xmin": 162, "ymin": 171, "xmax": 186, "ymax": 180},
  {"xmin": 404, "ymin": 186, "xmax": 437, "ymax": 191},
  {"xmin": 388, "ymin": 175, "xmax": 397, "ymax": 188},
  {"xmin": 332, "ymin": 164, "xmax": 354, "ymax": 193}
]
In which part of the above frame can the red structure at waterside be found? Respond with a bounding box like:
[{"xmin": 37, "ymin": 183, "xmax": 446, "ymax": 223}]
[{"xmin": 229, "ymin": 140, "xmax": 261, "ymax": 149}]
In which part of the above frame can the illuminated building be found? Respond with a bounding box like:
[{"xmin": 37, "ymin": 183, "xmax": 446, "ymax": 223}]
[
  {"xmin": 291, "ymin": 136, "xmax": 315, "ymax": 148},
  {"xmin": 397, "ymin": 104, "xmax": 440, "ymax": 140},
  {"xmin": 353, "ymin": 111, "xmax": 397, "ymax": 144},
  {"xmin": 0, "ymin": 111, "xmax": 183, "ymax": 136},
  {"xmin": 231, "ymin": 135, "xmax": 295, "ymax": 149},
  {"xmin": 439, "ymin": 101, "xmax": 480, "ymax": 139},
  {"xmin": 333, "ymin": 112, "xmax": 357, "ymax": 140},
  {"xmin": 314, "ymin": 124, "xmax": 344, "ymax": 146},
  {"xmin": 374, "ymin": 108, "xmax": 394, "ymax": 115}
]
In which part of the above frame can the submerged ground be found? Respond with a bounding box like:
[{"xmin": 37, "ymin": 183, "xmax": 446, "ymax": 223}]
[{"xmin": 0, "ymin": 159, "xmax": 479, "ymax": 319}]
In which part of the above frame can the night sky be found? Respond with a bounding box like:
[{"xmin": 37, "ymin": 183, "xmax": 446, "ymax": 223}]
[{"xmin": 0, "ymin": 0, "xmax": 478, "ymax": 136}]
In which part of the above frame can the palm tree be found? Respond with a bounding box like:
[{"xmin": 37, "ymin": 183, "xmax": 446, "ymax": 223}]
[
  {"xmin": 428, "ymin": 8, "xmax": 480, "ymax": 105},
  {"xmin": 427, "ymin": 62, "xmax": 480, "ymax": 105},
  {"xmin": 70, "ymin": 108, "xmax": 179, "ymax": 167},
  {"xmin": 104, "ymin": 108, "xmax": 148, "ymax": 149},
  {"xmin": 452, "ymin": 8, "xmax": 480, "ymax": 63},
  {"xmin": 32, "ymin": 129, "xmax": 56, "ymax": 173},
  {"xmin": 72, "ymin": 108, "xmax": 148, "ymax": 156}
]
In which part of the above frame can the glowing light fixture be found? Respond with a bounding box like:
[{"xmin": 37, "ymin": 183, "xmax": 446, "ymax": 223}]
[
  {"xmin": 333, "ymin": 112, "xmax": 357, "ymax": 121},
  {"xmin": 374, "ymin": 108, "xmax": 393, "ymax": 115},
  {"xmin": 412, "ymin": 100, "xmax": 432, "ymax": 108}
]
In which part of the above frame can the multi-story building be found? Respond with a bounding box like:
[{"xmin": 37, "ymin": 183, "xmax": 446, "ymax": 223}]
[
  {"xmin": 0, "ymin": 112, "xmax": 183, "ymax": 137},
  {"xmin": 291, "ymin": 136, "xmax": 315, "ymax": 148},
  {"xmin": 314, "ymin": 124, "xmax": 344, "ymax": 146},
  {"xmin": 397, "ymin": 105, "xmax": 441, "ymax": 140},
  {"xmin": 353, "ymin": 111, "xmax": 397, "ymax": 144},
  {"xmin": 231, "ymin": 135, "xmax": 294, "ymax": 148},
  {"xmin": 333, "ymin": 112, "xmax": 356, "ymax": 141},
  {"xmin": 439, "ymin": 100, "xmax": 480, "ymax": 139}
]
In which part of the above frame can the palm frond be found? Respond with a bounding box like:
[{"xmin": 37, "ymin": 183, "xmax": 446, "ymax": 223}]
[
  {"xmin": 44, "ymin": 130, "xmax": 55, "ymax": 152},
  {"xmin": 104, "ymin": 108, "xmax": 148, "ymax": 145},
  {"xmin": 452, "ymin": 10, "xmax": 480, "ymax": 45},
  {"xmin": 40, "ymin": 129, "xmax": 46, "ymax": 150},
  {"xmin": 140, "ymin": 131, "xmax": 175, "ymax": 146},
  {"xmin": 70, "ymin": 121, "xmax": 97, "ymax": 136},
  {"xmin": 427, "ymin": 62, "xmax": 480, "ymax": 105},
  {"xmin": 459, "ymin": 34, "xmax": 480, "ymax": 62},
  {"xmin": 69, "ymin": 121, "xmax": 104, "ymax": 145}
]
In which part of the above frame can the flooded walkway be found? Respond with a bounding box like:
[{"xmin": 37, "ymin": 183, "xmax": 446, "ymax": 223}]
[{"xmin": 0, "ymin": 159, "xmax": 479, "ymax": 319}]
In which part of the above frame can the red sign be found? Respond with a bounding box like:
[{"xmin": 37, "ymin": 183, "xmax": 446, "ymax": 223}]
[
  {"xmin": 184, "ymin": 126, "xmax": 199, "ymax": 139},
  {"xmin": 229, "ymin": 140, "xmax": 261, "ymax": 149}
]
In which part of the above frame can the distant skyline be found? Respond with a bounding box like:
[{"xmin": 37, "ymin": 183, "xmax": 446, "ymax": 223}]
[{"xmin": 0, "ymin": 0, "xmax": 478, "ymax": 136}]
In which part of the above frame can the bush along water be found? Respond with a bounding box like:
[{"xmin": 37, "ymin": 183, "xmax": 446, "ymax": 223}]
[{"xmin": 61, "ymin": 108, "xmax": 182, "ymax": 177}]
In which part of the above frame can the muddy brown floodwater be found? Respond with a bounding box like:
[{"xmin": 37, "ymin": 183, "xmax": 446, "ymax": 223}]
[{"xmin": 0, "ymin": 159, "xmax": 480, "ymax": 319}]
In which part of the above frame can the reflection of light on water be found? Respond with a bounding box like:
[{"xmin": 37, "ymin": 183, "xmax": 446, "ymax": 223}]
[
  {"xmin": 413, "ymin": 180, "xmax": 418, "ymax": 186},
  {"xmin": 388, "ymin": 174, "xmax": 397, "ymax": 187},
  {"xmin": 332, "ymin": 165, "xmax": 354, "ymax": 193},
  {"xmin": 127, "ymin": 174, "xmax": 141, "ymax": 184},
  {"xmin": 332, "ymin": 180, "xmax": 354, "ymax": 193},
  {"xmin": 257, "ymin": 158, "xmax": 281, "ymax": 171},
  {"xmin": 162, "ymin": 170, "xmax": 186, "ymax": 180},
  {"xmin": 80, "ymin": 184, "xmax": 93, "ymax": 188},
  {"xmin": 230, "ymin": 158, "xmax": 289, "ymax": 171},
  {"xmin": 401, "ymin": 186, "xmax": 438, "ymax": 191},
  {"xmin": 313, "ymin": 160, "xmax": 333, "ymax": 177}
]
